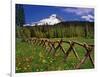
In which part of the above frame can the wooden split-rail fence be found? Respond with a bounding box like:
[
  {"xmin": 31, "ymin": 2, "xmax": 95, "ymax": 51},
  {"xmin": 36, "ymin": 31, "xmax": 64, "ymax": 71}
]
[{"xmin": 25, "ymin": 38, "xmax": 94, "ymax": 69}]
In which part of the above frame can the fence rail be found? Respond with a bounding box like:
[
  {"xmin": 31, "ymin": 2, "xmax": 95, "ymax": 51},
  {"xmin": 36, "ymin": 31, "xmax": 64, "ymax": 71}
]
[{"xmin": 25, "ymin": 37, "xmax": 94, "ymax": 69}]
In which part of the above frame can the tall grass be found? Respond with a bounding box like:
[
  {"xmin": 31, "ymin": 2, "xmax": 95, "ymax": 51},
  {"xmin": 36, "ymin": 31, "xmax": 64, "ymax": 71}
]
[{"xmin": 16, "ymin": 38, "xmax": 94, "ymax": 73}]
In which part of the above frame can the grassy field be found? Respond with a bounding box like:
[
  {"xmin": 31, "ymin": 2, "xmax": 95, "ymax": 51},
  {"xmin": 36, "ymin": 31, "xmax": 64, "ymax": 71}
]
[{"xmin": 16, "ymin": 37, "xmax": 94, "ymax": 73}]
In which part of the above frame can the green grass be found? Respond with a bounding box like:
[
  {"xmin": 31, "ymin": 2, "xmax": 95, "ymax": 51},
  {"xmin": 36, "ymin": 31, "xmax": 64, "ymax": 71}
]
[{"xmin": 16, "ymin": 37, "xmax": 94, "ymax": 73}]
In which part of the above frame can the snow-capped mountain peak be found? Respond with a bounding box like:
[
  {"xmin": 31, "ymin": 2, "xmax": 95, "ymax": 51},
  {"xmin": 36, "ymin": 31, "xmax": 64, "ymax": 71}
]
[
  {"xmin": 49, "ymin": 14, "xmax": 57, "ymax": 19},
  {"xmin": 31, "ymin": 14, "xmax": 62, "ymax": 26}
]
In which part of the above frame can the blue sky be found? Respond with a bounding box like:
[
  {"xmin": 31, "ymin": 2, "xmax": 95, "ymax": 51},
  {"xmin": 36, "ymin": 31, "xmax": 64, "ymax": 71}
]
[{"xmin": 16, "ymin": 4, "xmax": 94, "ymax": 24}]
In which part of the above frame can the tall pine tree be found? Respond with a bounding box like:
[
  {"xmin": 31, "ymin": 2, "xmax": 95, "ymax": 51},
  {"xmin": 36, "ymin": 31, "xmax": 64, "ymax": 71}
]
[{"xmin": 16, "ymin": 4, "xmax": 25, "ymax": 27}]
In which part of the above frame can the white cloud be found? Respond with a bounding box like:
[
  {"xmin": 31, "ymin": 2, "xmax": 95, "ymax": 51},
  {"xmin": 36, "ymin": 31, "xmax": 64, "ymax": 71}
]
[
  {"xmin": 81, "ymin": 14, "xmax": 94, "ymax": 22},
  {"xmin": 63, "ymin": 8, "xmax": 94, "ymax": 15},
  {"xmin": 88, "ymin": 14, "xmax": 94, "ymax": 19},
  {"xmin": 62, "ymin": 8, "xmax": 94, "ymax": 22}
]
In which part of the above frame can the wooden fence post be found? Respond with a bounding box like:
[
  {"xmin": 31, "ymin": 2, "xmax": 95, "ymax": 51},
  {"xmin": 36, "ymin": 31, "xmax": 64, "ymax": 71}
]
[
  {"xmin": 64, "ymin": 41, "xmax": 74, "ymax": 61},
  {"xmin": 75, "ymin": 43, "xmax": 94, "ymax": 69}
]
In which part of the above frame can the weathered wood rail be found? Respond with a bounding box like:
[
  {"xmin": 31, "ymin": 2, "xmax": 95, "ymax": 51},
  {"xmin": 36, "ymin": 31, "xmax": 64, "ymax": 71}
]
[{"xmin": 25, "ymin": 37, "xmax": 94, "ymax": 69}]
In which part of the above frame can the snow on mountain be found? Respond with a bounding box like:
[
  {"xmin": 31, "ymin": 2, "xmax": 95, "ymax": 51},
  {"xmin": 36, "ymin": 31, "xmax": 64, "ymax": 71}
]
[
  {"xmin": 24, "ymin": 14, "xmax": 63, "ymax": 26},
  {"xmin": 36, "ymin": 14, "xmax": 62, "ymax": 25}
]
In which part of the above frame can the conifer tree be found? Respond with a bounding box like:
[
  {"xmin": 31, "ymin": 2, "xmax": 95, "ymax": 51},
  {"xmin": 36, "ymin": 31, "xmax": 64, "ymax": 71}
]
[{"xmin": 16, "ymin": 4, "xmax": 25, "ymax": 27}]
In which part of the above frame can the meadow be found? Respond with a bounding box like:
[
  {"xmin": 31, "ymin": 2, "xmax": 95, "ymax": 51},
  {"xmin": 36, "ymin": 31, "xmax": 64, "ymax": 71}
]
[{"xmin": 16, "ymin": 37, "xmax": 94, "ymax": 73}]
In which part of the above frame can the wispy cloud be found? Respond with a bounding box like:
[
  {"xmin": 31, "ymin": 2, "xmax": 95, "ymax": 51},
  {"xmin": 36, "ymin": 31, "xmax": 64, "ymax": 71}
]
[
  {"xmin": 62, "ymin": 8, "xmax": 94, "ymax": 22},
  {"xmin": 81, "ymin": 14, "xmax": 94, "ymax": 22},
  {"xmin": 63, "ymin": 8, "xmax": 94, "ymax": 15}
]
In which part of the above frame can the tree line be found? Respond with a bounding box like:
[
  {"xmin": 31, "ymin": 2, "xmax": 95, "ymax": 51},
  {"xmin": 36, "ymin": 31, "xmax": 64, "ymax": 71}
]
[{"xmin": 16, "ymin": 21, "xmax": 94, "ymax": 39}]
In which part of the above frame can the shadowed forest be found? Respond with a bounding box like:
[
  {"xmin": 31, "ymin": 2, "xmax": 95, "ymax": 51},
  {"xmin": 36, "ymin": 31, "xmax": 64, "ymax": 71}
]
[{"xmin": 16, "ymin": 21, "xmax": 94, "ymax": 39}]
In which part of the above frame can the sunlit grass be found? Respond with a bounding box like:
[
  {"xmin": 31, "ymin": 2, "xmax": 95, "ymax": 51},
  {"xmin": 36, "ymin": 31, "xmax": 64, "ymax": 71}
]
[{"xmin": 16, "ymin": 38, "xmax": 94, "ymax": 73}]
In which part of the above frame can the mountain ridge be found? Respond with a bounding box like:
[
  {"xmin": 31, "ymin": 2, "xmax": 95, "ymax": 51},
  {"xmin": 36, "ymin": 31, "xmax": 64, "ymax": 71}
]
[
  {"xmin": 24, "ymin": 14, "xmax": 63, "ymax": 26},
  {"xmin": 23, "ymin": 14, "xmax": 94, "ymax": 27}
]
